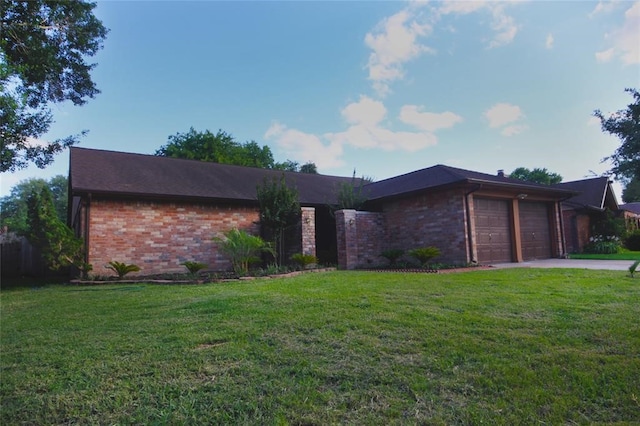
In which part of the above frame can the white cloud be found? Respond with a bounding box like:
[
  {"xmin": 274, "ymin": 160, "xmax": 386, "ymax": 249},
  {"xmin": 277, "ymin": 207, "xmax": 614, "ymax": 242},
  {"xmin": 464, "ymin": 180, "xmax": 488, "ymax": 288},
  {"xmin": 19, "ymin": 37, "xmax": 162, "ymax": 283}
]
[
  {"xmin": 265, "ymin": 97, "xmax": 463, "ymax": 168},
  {"xmin": 365, "ymin": 8, "xmax": 434, "ymax": 97},
  {"xmin": 545, "ymin": 33, "xmax": 554, "ymax": 49},
  {"xmin": 595, "ymin": 1, "xmax": 640, "ymax": 65},
  {"xmin": 436, "ymin": 1, "xmax": 519, "ymax": 48},
  {"xmin": 501, "ymin": 124, "xmax": 528, "ymax": 136},
  {"xmin": 484, "ymin": 103, "xmax": 524, "ymax": 128},
  {"xmin": 399, "ymin": 105, "xmax": 463, "ymax": 132},
  {"xmin": 264, "ymin": 122, "xmax": 345, "ymax": 169},
  {"xmin": 589, "ymin": 1, "xmax": 616, "ymax": 18}
]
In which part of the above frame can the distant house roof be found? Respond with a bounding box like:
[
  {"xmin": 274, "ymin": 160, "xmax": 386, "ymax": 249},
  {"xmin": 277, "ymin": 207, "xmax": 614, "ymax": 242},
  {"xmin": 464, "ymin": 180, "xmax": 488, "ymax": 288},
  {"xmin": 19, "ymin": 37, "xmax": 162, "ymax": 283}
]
[
  {"xmin": 363, "ymin": 164, "xmax": 574, "ymax": 201},
  {"xmin": 69, "ymin": 147, "xmax": 359, "ymax": 206},
  {"xmin": 620, "ymin": 202, "xmax": 640, "ymax": 215},
  {"xmin": 556, "ymin": 177, "xmax": 618, "ymax": 211}
]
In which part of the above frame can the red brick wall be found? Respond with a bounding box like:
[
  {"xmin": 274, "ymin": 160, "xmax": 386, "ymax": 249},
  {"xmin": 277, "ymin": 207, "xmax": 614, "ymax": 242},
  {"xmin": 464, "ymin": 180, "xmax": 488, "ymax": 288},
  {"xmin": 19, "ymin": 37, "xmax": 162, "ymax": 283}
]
[
  {"xmin": 382, "ymin": 188, "xmax": 470, "ymax": 264},
  {"xmin": 88, "ymin": 199, "xmax": 260, "ymax": 276}
]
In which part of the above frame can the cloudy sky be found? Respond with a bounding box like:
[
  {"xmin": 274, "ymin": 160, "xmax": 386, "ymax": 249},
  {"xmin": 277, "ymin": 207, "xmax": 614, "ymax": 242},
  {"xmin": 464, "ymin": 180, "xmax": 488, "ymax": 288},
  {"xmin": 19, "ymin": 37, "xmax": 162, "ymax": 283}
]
[{"xmin": 2, "ymin": 0, "xmax": 639, "ymax": 198}]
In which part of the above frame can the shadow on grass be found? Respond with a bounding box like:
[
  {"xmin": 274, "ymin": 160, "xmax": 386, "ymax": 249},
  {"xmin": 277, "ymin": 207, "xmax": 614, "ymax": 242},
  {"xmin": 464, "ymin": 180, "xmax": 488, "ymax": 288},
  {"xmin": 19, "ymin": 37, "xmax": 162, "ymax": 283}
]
[{"xmin": 0, "ymin": 274, "xmax": 70, "ymax": 291}]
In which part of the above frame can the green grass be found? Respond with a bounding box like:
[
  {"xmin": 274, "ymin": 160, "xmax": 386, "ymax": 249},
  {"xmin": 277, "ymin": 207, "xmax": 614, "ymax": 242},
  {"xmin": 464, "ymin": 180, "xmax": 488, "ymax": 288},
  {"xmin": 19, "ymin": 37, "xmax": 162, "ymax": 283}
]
[
  {"xmin": 569, "ymin": 251, "xmax": 640, "ymax": 260},
  {"xmin": 2, "ymin": 270, "xmax": 639, "ymax": 424}
]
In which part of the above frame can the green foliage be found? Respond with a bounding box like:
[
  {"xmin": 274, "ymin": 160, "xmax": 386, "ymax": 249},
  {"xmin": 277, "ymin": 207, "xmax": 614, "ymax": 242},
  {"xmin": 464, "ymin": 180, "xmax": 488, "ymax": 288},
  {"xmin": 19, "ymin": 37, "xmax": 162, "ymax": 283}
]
[
  {"xmin": 622, "ymin": 177, "xmax": 640, "ymax": 203},
  {"xmin": 629, "ymin": 260, "xmax": 640, "ymax": 277},
  {"xmin": 582, "ymin": 236, "xmax": 621, "ymax": 254},
  {"xmin": 256, "ymin": 175, "xmax": 300, "ymax": 265},
  {"xmin": 214, "ymin": 229, "xmax": 274, "ymax": 276},
  {"xmin": 155, "ymin": 127, "xmax": 317, "ymax": 172},
  {"xmin": 509, "ymin": 167, "xmax": 563, "ymax": 185},
  {"xmin": 595, "ymin": 88, "xmax": 640, "ymax": 184},
  {"xmin": 408, "ymin": 246, "xmax": 441, "ymax": 266},
  {"xmin": 592, "ymin": 209, "xmax": 626, "ymax": 240},
  {"xmin": 380, "ymin": 249, "xmax": 405, "ymax": 266},
  {"xmin": 0, "ymin": 175, "xmax": 68, "ymax": 235},
  {"xmin": 181, "ymin": 261, "xmax": 207, "ymax": 276},
  {"xmin": 1, "ymin": 0, "xmax": 108, "ymax": 172},
  {"xmin": 334, "ymin": 171, "xmax": 370, "ymax": 211},
  {"xmin": 105, "ymin": 261, "xmax": 141, "ymax": 280},
  {"xmin": 290, "ymin": 253, "xmax": 317, "ymax": 269},
  {"xmin": 624, "ymin": 230, "xmax": 640, "ymax": 251},
  {"xmin": 299, "ymin": 162, "xmax": 318, "ymax": 174},
  {"xmin": 25, "ymin": 185, "xmax": 89, "ymax": 275}
]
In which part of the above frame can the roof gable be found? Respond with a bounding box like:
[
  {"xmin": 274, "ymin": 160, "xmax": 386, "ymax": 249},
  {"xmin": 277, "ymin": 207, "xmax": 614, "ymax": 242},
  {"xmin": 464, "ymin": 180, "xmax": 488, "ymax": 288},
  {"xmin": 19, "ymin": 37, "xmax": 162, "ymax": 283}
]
[{"xmin": 556, "ymin": 177, "xmax": 618, "ymax": 211}]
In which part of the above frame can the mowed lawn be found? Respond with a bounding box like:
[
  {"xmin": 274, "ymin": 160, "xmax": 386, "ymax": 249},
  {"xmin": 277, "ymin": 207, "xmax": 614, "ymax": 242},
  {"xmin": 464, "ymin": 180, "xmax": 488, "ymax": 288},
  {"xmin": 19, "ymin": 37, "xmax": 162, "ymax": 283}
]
[{"xmin": 1, "ymin": 270, "xmax": 639, "ymax": 425}]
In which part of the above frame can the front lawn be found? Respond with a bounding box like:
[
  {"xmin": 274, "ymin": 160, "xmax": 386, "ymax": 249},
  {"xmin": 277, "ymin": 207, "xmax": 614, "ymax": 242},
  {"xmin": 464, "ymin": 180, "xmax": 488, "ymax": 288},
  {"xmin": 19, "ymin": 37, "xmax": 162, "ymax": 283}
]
[
  {"xmin": 1, "ymin": 270, "xmax": 638, "ymax": 424},
  {"xmin": 569, "ymin": 251, "xmax": 640, "ymax": 260}
]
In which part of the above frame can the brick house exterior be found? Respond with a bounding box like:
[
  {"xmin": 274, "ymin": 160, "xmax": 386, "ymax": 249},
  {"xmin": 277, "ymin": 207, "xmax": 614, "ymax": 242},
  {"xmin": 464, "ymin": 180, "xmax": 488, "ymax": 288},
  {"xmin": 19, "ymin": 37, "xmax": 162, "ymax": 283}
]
[
  {"xmin": 557, "ymin": 177, "xmax": 620, "ymax": 253},
  {"xmin": 69, "ymin": 148, "xmax": 577, "ymax": 275}
]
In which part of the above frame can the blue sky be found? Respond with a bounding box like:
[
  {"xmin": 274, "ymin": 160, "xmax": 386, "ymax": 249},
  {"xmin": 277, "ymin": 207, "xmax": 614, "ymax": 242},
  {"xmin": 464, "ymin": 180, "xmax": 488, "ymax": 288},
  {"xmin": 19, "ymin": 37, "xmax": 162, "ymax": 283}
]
[{"xmin": 2, "ymin": 0, "xmax": 639, "ymax": 198}]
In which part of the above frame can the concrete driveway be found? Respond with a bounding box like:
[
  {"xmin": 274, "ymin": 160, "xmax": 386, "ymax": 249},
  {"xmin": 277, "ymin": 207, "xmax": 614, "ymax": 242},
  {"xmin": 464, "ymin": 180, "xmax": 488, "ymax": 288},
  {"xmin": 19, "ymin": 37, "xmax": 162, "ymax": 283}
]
[{"xmin": 491, "ymin": 258, "xmax": 635, "ymax": 271}]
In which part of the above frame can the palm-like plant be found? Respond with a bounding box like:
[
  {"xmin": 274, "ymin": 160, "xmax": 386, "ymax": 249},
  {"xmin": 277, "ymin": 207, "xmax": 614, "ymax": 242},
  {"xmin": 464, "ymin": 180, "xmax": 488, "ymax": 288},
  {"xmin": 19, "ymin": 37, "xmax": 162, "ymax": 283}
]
[
  {"xmin": 214, "ymin": 229, "xmax": 274, "ymax": 276},
  {"xmin": 106, "ymin": 261, "xmax": 141, "ymax": 279}
]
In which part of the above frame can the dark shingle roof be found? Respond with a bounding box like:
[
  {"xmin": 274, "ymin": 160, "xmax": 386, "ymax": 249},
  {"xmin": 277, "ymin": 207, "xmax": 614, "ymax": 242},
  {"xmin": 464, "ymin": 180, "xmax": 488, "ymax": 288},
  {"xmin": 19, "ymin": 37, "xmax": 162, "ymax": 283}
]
[
  {"xmin": 620, "ymin": 202, "xmax": 640, "ymax": 215},
  {"xmin": 363, "ymin": 164, "xmax": 573, "ymax": 201},
  {"xmin": 69, "ymin": 147, "xmax": 360, "ymax": 206},
  {"xmin": 555, "ymin": 177, "xmax": 617, "ymax": 211}
]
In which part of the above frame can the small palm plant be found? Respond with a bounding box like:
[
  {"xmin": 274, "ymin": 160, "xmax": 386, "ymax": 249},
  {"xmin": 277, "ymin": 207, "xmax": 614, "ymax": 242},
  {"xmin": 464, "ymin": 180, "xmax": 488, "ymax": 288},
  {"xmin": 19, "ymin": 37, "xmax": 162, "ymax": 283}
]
[
  {"xmin": 291, "ymin": 253, "xmax": 317, "ymax": 270},
  {"xmin": 408, "ymin": 247, "xmax": 441, "ymax": 268},
  {"xmin": 214, "ymin": 229, "xmax": 274, "ymax": 276},
  {"xmin": 106, "ymin": 261, "xmax": 141, "ymax": 279},
  {"xmin": 182, "ymin": 261, "xmax": 207, "ymax": 276},
  {"xmin": 381, "ymin": 249, "xmax": 405, "ymax": 267}
]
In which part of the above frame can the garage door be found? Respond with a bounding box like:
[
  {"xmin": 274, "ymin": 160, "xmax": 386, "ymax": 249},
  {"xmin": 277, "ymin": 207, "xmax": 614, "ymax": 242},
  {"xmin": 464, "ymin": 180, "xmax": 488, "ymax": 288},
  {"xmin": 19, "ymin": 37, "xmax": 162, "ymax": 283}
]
[
  {"xmin": 519, "ymin": 201, "xmax": 551, "ymax": 260},
  {"xmin": 474, "ymin": 198, "xmax": 513, "ymax": 263}
]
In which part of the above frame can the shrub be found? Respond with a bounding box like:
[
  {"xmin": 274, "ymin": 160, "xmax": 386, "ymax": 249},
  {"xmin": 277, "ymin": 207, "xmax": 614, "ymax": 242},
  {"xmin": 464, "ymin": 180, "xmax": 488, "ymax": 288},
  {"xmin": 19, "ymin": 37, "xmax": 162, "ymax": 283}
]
[
  {"xmin": 182, "ymin": 261, "xmax": 207, "ymax": 276},
  {"xmin": 408, "ymin": 247, "xmax": 441, "ymax": 267},
  {"xmin": 214, "ymin": 229, "xmax": 274, "ymax": 276},
  {"xmin": 291, "ymin": 253, "xmax": 317, "ymax": 269},
  {"xmin": 380, "ymin": 249, "xmax": 404, "ymax": 266},
  {"xmin": 106, "ymin": 261, "xmax": 141, "ymax": 279},
  {"xmin": 624, "ymin": 230, "xmax": 640, "ymax": 251},
  {"xmin": 582, "ymin": 235, "xmax": 621, "ymax": 254}
]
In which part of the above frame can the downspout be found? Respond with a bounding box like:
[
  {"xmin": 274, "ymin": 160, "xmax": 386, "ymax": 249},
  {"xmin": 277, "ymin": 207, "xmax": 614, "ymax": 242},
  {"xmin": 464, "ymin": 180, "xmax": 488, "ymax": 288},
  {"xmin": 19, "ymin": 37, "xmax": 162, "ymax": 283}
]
[
  {"xmin": 84, "ymin": 193, "xmax": 91, "ymax": 266},
  {"xmin": 557, "ymin": 194, "xmax": 574, "ymax": 258},
  {"xmin": 464, "ymin": 184, "xmax": 482, "ymax": 264}
]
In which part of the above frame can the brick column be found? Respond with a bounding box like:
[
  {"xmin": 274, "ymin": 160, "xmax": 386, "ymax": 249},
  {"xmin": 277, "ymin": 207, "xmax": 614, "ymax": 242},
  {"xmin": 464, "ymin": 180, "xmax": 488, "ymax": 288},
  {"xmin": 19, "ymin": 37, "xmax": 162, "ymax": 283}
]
[
  {"xmin": 336, "ymin": 209, "xmax": 357, "ymax": 270},
  {"xmin": 301, "ymin": 207, "xmax": 316, "ymax": 257}
]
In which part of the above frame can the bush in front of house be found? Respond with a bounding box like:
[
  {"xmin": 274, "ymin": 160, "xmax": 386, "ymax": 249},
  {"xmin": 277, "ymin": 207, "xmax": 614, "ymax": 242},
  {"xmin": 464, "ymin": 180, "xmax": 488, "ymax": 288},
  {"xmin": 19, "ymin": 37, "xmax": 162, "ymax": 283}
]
[
  {"xmin": 624, "ymin": 230, "xmax": 640, "ymax": 251},
  {"xmin": 181, "ymin": 261, "xmax": 207, "ymax": 276},
  {"xmin": 106, "ymin": 261, "xmax": 141, "ymax": 279},
  {"xmin": 408, "ymin": 246, "xmax": 441, "ymax": 267},
  {"xmin": 291, "ymin": 253, "xmax": 317, "ymax": 270},
  {"xmin": 582, "ymin": 235, "xmax": 621, "ymax": 254},
  {"xmin": 214, "ymin": 229, "xmax": 274, "ymax": 276},
  {"xmin": 380, "ymin": 249, "xmax": 405, "ymax": 266}
]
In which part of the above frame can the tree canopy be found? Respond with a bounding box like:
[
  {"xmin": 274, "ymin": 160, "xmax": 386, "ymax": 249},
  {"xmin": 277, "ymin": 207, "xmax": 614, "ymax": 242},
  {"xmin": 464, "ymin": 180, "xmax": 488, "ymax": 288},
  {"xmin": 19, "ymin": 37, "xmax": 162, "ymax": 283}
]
[
  {"xmin": 595, "ymin": 88, "xmax": 640, "ymax": 185},
  {"xmin": 622, "ymin": 178, "xmax": 640, "ymax": 203},
  {"xmin": 509, "ymin": 167, "xmax": 563, "ymax": 185},
  {"xmin": 0, "ymin": 175, "xmax": 68, "ymax": 235},
  {"xmin": 155, "ymin": 127, "xmax": 317, "ymax": 173},
  {"xmin": 1, "ymin": 0, "xmax": 108, "ymax": 172}
]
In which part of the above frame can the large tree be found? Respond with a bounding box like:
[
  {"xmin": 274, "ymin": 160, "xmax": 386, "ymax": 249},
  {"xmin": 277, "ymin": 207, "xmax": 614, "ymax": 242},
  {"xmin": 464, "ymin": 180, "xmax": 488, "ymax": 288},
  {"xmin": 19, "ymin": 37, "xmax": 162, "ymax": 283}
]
[
  {"xmin": 1, "ymin": 0, "xmax": 108, "ymax": 172},
  {"xmin": 509, "ymin": 167, "xmax": 563, "ymax": 185},
  {"xmin": 0, "ymin": 175, "xmax": 67, "ymax": 235},
  {"xmin": 595, "ymin": 88, "xmax": 640, "ymax": 185},
  {"xmin": 156, "ymin": 127, "xmax": 318, "ymax": 173},
  {"xmin": 622, "ymin": 178, "xmax": 640, "ymax": 203}
]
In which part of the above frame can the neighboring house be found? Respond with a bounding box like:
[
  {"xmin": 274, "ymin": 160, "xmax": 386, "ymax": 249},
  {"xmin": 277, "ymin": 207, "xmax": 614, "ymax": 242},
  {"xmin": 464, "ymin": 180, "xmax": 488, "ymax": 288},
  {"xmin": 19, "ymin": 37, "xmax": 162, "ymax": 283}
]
[
  {"xmin": 69, "ymin": 148, "xmax": 576, "ymax": 275},
  {"xmin": 556, "ymin": 177, "xmax": 620, "ymax": 253},
  {"xmin": 619, "ymin": 202, "xmax": 640, "ymax": 231}
]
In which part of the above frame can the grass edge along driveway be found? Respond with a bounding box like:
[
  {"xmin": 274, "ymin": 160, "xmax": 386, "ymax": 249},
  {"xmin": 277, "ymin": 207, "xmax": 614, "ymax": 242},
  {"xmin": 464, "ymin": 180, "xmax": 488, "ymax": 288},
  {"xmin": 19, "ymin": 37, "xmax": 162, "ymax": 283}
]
[{"xmin": 1, "ymin": 269, "xmax": 639, "ymax": 425}]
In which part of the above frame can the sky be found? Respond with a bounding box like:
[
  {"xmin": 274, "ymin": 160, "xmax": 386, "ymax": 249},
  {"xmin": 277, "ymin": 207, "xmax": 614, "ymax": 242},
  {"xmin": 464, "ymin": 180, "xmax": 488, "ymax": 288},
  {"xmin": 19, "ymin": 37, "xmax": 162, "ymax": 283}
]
[{"xmin": 2, "ymin": 0, "xmax": 639, "ymax": 199}]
